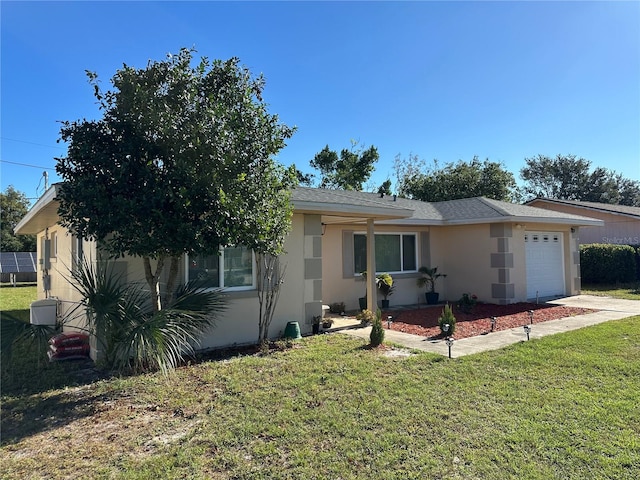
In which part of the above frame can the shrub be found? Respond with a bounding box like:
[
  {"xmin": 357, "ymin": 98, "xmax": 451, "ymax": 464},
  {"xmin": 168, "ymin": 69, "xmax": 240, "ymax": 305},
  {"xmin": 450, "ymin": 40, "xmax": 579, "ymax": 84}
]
[
  {"xmin": 328, "ymin": 302, "xmax": 346, "ymax": 314},
  {"xmin": 356, "ymin": 309, "xmax": 376, "ymax": 326},
  {"xmin": 438, "ymin": 303, "xmax": 456, "ymax": 336},
  {"xmin": 580, "ymin": 244, "xmax": 637, "ymax": 283},
  {"xmin": 369, "ymin": 309, "xmax": 385, "ymax": 347},
  {"xmin": 457, "ymin": 293, "xmax": 477, "ymax": 313}
]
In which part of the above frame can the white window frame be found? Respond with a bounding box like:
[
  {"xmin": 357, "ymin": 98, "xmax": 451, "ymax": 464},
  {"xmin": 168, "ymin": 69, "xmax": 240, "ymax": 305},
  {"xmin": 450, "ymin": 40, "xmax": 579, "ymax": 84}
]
[
  {"xmin": 50, "ymin": 231, "xmax": 58, "ymax": 258},
  {"xmin": 185, "ymin": 247, "xmax": 257, "ymax": 291},
  {"xmin": 353, "ymin": 232, "xmax": 418, "ymax": 275}
]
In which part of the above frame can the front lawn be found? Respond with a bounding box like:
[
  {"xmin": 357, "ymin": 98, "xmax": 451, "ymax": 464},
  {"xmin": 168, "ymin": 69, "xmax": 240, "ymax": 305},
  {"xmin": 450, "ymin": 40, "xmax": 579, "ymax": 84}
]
[
  {"xmin": 0, "ymin": 285, "xmax": 36, "ymax": 321},
  {"xmin": 1, "ymin": 315, "xmax": 639, "ymax": 479},
  {"xmin": 582, "ymin": 282, "xmax": 640, "ymax": 301}
]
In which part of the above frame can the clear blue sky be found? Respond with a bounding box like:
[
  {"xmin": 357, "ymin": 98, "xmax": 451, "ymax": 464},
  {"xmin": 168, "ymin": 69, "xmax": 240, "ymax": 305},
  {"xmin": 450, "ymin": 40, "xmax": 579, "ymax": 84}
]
[{"xmin": 2, "ymin": 1, "xmax": 639, "ymax": 203}]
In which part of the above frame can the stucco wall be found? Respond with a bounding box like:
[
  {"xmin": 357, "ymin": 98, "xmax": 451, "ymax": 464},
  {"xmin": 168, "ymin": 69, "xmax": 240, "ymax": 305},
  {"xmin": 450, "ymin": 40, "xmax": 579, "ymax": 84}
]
[
  {"xmin": 196, "ymin": 213, "xmax": 309, "ymax": 349},
  {"xmin": 322, "ymin": 223, "xmax": 432, "ymax": 310},
  {"xmin": 35, "ymin": 226, "xmax": 96, "ymax": 329},
  {"xmin": 323, "ymin": 221, "xmax": 581, "ymax": 308},
  {"xmin": 527, "ymin": 201, "xmax": 639, "ymax": 245},
  {"xmin": 433, "ymin": 224, "xmax": 494, "ymax": 303}
]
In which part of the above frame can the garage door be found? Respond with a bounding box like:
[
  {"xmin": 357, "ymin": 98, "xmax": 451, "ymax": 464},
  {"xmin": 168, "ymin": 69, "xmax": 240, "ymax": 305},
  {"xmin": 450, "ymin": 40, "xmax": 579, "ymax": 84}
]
[{"xmin": 525, "ymin": 231, "xmax": 565, "ymax": 299}]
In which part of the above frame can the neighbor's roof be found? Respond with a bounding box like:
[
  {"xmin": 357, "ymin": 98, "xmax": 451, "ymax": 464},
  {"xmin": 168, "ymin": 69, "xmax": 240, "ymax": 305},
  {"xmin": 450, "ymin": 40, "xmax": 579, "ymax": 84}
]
[
  {"xmin": 525, "ymin": 197, "xmax": 640, "ymax": 219},
  {"xmin": 293, "ymin": 188, "xmax": 603, "ymax": 227}
]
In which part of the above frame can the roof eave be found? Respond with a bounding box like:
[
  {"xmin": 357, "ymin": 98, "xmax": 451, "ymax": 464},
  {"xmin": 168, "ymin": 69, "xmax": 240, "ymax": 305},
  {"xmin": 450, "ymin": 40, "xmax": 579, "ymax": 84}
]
[
  {"xmin": 14, "ymin": 184, "xmax": 61, "ymax": 235},
  {"xmin": 293, "ymin": 200, "xmax": 414, "ymax": 220},
  {"xmin": 379, "ymin": 216, "xmax": 604, "ymax": 227}
]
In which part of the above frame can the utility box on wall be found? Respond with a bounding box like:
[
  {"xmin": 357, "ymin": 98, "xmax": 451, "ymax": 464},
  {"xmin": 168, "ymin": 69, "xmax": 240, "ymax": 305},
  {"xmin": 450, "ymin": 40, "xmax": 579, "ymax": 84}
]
[{"xmin": 30, "ymin": 299, "xmax": 58, "ymax": 326}]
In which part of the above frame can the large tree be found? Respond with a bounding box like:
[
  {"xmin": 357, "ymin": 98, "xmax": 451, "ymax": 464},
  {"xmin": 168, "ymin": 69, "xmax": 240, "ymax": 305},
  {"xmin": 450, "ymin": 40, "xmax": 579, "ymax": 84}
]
[
  {"xmin": 309, "ymin": 141, "xmax": 379, "ymax": 190},
  {"xmin": 395, "ymin": 155, "xmax": 517, "ymax": 202},
  {"xmin": 56, "ymin": 48, "xmax": 296, "ymax": 311},
  {"xmin": 520, "ymin": 154, "xmax": 640, "ymax": 206},
  {"xmin": 1, "ymin": 186, "xmax": 36, "ymax": 252}
]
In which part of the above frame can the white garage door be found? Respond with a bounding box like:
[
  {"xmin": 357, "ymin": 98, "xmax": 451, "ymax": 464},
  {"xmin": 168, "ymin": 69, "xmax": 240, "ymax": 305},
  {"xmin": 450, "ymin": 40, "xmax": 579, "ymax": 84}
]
[{"xmin": 525, "ymin": 231, "xmax": 565, "ymax": 299}]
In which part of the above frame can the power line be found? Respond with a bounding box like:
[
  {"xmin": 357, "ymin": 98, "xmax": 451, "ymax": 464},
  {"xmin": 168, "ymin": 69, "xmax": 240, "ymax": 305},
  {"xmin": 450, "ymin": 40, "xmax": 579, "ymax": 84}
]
[
  {"xmin": 1, "ymin": 137, "xmax": 65, "ymax": 150},
  {"xmin": 0, "ymin": 159, "xmax": 56, "ymax": 171}
]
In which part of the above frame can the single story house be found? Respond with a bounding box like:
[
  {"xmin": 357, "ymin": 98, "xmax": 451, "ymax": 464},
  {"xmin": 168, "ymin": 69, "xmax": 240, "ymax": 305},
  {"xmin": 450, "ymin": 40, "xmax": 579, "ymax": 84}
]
[
  {"xmin": 16, "ymin": 184, "xmax": 603, "ymax": 357},
  {"xmin": 525, "ymin": 198, "xmax": 640, "ymax": 246}
]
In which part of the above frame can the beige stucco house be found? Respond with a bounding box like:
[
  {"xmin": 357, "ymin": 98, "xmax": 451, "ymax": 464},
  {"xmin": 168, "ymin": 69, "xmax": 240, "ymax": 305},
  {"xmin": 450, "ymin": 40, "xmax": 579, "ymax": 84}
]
[
  {"xmin": 525, "ymin": 198, "xmax": 640, "ymax": 246},
  {"xmin": 16, "ymin": 185, "xmax": 603, "ymax": 356}
]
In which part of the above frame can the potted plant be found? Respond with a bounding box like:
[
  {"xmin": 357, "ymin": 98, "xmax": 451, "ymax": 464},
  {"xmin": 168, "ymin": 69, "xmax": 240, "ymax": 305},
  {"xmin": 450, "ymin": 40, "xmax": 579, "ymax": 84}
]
[
  {"xmin": 322, "ymin": 317, "xmax": 334, "ymax": 329},
  {"xmin": 376, "ymin": 273, "xmax": 394, "ymax": 309},
  {"xmin": 312, "ymin": 315, "xmax": 321, "ymax": 335},
  {"xmin": 417, "ymin": 266, "xmax": 447, "ymax": 305},
  {"xmin": 358, "ymin": 271, "xmax": 368, "ymax": 310}
]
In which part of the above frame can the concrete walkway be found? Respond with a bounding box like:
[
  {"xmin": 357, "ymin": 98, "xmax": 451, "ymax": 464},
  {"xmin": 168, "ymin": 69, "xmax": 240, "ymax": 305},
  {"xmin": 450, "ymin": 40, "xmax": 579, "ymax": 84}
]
[{"xmin": 340, "ymin": 295, "xmax": 639, "ymax": 358}]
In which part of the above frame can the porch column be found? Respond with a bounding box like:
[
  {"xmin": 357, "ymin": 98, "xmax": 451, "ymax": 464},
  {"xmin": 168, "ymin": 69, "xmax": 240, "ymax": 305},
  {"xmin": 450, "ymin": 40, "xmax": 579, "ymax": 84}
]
[{"xmin": 366, "ymin": 218, "xmax": 377, "ymax": 311}]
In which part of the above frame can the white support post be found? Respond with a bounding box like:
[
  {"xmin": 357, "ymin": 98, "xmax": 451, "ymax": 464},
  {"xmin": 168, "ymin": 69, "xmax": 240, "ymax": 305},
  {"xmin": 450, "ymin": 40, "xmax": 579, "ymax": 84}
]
[{"xmin": 366, "ymin": 218, "xmax": 376, "ymax": 312}]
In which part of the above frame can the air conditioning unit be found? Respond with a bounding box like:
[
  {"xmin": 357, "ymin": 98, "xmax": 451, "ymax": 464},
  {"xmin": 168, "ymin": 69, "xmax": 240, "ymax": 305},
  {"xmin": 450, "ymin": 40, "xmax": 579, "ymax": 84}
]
[{"xmin": 30, "ymin": 299, "xmax": 58, "ymax": 326}]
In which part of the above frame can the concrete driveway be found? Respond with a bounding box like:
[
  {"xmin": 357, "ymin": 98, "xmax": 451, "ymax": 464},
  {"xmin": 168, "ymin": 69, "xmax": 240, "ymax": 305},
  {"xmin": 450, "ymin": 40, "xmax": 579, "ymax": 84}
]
[
  {"xmin": 341, "ymin": 295, "xmax": 639, "ymax": 358},
  {"xmin": 548, "ymin": 294, "xmax": 640, "ymax": 314}
]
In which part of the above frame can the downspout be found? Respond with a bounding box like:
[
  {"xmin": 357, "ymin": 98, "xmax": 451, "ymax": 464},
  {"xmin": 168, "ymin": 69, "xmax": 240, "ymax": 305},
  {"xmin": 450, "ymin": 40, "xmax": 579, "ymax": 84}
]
[{"xmin": 366, "ymin": 218, "xmax": 377, "ymax": 312}]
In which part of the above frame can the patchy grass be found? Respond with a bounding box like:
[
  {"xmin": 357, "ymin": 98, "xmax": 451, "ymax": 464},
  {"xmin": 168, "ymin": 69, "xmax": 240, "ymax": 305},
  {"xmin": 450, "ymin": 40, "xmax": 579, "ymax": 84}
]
[
  {"xmin": 1, "ymin": 316, "xmax": 639, "ymax": 479},
  {"xmin": 582, "ymin": 282, "xmax": 640, "ymax": 301}
]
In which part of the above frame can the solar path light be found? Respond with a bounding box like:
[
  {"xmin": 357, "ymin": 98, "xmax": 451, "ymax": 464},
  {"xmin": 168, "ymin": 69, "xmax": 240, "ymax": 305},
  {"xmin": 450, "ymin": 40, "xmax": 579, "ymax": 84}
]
[{"xmin": 445, "ymin": 337, "xmax": 454, "ymax": 359}]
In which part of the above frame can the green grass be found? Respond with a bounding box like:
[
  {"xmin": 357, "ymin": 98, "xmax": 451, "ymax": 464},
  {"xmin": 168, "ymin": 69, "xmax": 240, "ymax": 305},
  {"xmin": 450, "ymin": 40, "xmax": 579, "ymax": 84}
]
[
  {"xmin": 0, "ymin": 285, "xmax": 37, "ymax": 321},
  {"xmin": 1, "ymin": 315, "xmax": 639, "ymax": 479},
  {"xmin": 582, "ymin": 282, "xmax": 640, "ymax": 300}
]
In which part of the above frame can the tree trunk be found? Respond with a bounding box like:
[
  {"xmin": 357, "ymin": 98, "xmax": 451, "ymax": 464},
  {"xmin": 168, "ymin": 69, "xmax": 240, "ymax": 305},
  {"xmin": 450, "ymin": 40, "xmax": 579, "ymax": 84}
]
[
  {"xmin": 164, "ymin": 256, "xmax": 182, "ymax": 306},
  {"xmin": 256, "ymin": 254, "xmax": 285, "ymax": 344},
  {"xmin": 143, "ymin": 255, "xmax": 165, "ymax": 312}
]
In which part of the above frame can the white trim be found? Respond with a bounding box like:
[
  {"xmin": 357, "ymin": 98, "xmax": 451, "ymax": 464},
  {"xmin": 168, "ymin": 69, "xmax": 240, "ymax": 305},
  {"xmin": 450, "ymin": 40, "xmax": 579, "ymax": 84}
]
[
  {"xmin": 353, "ymin": 231, "xmax": 418, "ymax": 275},
  {"xmin": 185, "ymin": 248, "xmax": 257, "ymax": 292}
]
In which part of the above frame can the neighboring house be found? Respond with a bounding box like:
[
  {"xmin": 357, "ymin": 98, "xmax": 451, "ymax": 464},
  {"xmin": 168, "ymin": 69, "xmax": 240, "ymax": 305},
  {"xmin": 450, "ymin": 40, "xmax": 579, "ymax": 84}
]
[
  {"xmin": 525, "ymin": 198, "xmax": 640, "ymax": 246},
  {"xmin": 16, "ymin": 184, "xmax": 602, "ymax": 358}
]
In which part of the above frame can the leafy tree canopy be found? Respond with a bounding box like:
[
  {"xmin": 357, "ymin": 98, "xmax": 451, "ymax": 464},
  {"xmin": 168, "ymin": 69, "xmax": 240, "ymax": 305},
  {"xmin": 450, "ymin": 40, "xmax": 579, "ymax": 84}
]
[
  {"xmin": 520, "ymin": 154, "xmax": 640, "ymax": 206},
  {"xmin": 395, "ymin": 154, "xmax": 517, "ymax": 202},
  {"xmin": 56, "ymin": 48, "xmax": 296, "ymax": 309},
  {"xmin": 309, "ymin": 141, "xmax": 379, "ymax": 190},
  {"xmin": 1, "ymin": 186, "xmax": 36, "ymax": 252},
  {"xmin": 377, "ymin": 179, "xmax": 392, "ymax": 196}
]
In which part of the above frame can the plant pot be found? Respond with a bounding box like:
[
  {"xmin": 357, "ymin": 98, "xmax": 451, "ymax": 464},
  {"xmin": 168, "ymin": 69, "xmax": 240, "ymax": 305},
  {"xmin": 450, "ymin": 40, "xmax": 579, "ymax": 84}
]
[
  {"xmin": 358, "ymin": 297, "xmax": 367, "ymax": 310},
  {"xmin": 381, "ymin": 299, "xmax": 390, "ymax": 309},
  {"xmin": 312, "ymin": 323, "xmax": 320, "ymax": 335},
  {"xmin": 322, "ymin": 321, "xmax": 332, "ymax": 329},
  {"xmin": 425, "ymin": 292, "xmax": 439, "ymax": 305}
]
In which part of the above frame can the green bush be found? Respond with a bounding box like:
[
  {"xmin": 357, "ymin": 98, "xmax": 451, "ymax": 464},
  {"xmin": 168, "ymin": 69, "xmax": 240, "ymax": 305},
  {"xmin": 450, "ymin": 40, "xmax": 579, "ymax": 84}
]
[
  {"xmin": 328, "ymin": 302, "xmax": 346, "ymax": 314},
  {"xmin": 369, "ymin": 309, "xmax": 385, "ymax": 347},
  {"xmin": 438, "ymin": 303, "xmax": 456, "ymax": 336},
  {"xmin": 580, "ymin": 244, "xmax": 637, "ymax": 283}
]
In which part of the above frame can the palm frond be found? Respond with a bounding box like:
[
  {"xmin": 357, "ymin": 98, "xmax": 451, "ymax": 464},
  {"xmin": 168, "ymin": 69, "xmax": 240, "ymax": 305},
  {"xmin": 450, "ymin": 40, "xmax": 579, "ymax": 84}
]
[{"xmin": 66, "ymin": 257, "xmax": 227, "ymax": 374}]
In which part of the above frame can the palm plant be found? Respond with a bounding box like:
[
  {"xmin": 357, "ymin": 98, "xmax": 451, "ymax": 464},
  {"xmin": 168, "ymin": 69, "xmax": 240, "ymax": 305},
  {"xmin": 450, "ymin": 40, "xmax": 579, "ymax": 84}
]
[
  {"xmin": 416, "ymin": 266, "xmax": 446, "ymax": 293},
  {"xmin": 376, "ymin": 273, "xmax": 394, "ymax": 300},
  {"xmin": 68, "ymin": 256, "xmax": 227, "ymax": 374},
  {"xmin": 1, "ymin": 313, "xmax": 55, "ymax": 369}
]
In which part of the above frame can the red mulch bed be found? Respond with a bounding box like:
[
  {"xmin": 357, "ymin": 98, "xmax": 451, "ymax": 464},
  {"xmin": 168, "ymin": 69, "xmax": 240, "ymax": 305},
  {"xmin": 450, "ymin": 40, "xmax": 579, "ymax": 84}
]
[{"xmin": 384, "ymin": 303, "xmax": 596, "ymax": 340}]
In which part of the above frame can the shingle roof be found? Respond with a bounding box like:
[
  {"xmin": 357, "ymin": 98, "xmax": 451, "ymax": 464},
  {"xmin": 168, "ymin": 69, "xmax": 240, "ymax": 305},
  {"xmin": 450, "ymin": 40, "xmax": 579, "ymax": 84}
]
[
  {"xmin": 291, "ymin": 187, "xmax": 603, "ymax": 226},
  {"xmin": 526, "ymin": 198, "xmax": 640, "ymax": 219}
]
